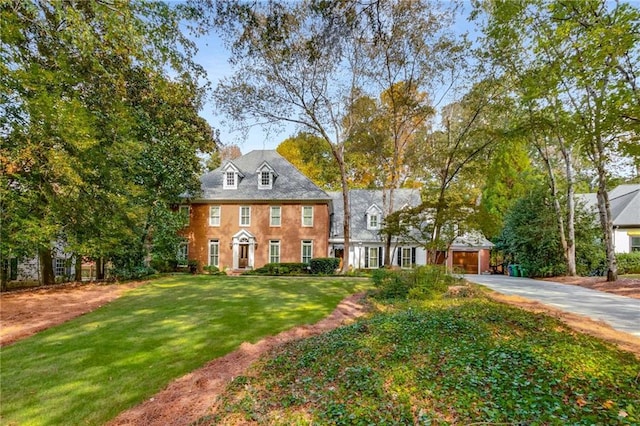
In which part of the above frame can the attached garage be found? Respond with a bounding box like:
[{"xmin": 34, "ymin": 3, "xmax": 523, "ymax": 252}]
[{"xmin": 452, "ymin": 251, "xmax": 479, "ymax": 274}]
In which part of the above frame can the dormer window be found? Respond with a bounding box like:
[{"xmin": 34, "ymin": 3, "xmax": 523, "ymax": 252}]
[
  {"xmin": 226, "ymin": 171, "xmax": 236, "ymax": 187},
  {"xmin": 366, "ymin": 204, "xmax": 383, "ymax": 230},
  {"xmin": 260, "ymin": 171, "xmax": 271, "ymax": 188},
  {"xmin": 256, "ymin": 161, "xmax": 277, "ymax": 189},
  {"xmin": 369, "ymin": 213, "xmax": 379, "ymax": 229},
  {"xmin": 222, "ymin": 161, "xmax": 243, "ymax": 190}
]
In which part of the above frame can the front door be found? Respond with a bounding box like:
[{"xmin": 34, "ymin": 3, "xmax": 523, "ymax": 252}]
[{"xmin": 239, "ymin": 244, "xmax": 249, "ymax": 268}]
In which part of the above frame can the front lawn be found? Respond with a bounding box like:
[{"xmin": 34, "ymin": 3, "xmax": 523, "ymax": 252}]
[
  {"xmin": 208, "ymin": 297, "xmax": 640, "ymax": 425},
  {"xmin": 0, "ymin": 274, "xmax": 372, "ymax": 426}
]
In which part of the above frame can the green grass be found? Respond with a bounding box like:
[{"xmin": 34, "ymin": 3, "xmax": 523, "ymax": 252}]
[
  {"xmin": 0, "ymin": 274, "xmax": 372, "ymax": 426},
  {"xmin": 208, "ymin": 297, "xmax": 640, "ymax": 425}
]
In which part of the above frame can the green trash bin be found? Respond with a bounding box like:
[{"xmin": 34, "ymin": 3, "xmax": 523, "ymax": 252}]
[
  {"xmin": 512, "ymin": 264, "xmax": 520, "ymax": 277},
  {"xmin": 520, "ymin": 267, "xmax": 528, "ymax": 277}
]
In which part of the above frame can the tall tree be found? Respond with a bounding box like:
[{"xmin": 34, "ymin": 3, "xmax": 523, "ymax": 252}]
[
  {"xmin": 277, "ymin": 133, "xmax": 342, "ymax": 190},
  {"xmin": 0, "ymin": 1, "xmax": 214, "ymax": 285},
  {"xmin": 476, "ymin": 0, "xmax": 640, "ymax": 281}
]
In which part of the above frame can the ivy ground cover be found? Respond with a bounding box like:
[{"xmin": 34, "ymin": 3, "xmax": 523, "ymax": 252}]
[
  {"xmin": 0, "ymin": 275, "xmax": 372, "ymax": 425},
  {"xmin": 208, "ymin": 298, "xmax": 640, "ymax": 425}
]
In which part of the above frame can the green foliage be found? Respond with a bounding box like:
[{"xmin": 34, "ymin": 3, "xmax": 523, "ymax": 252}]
[
  {"xmin": 208, "ymin": 298, "xmax": 640, "ymax": 425},
  {"xmin": 246, "ymin": 263, "xmax": 310, "ymax": 276},
  {"xmin": 277, "ymin": 133, "xmax": 341, "ymax": 190},
  {"xmin": 309, "ymin": 258, "xmax": 340, "ymax": 275},
  {"xmin": 617, "ymin": 252, "xmax": 640, "ymax": 275},
  {"xmin": 0, "ymin": 275, "xmax": 373, "ymax": 425},
  {"xmin": 371, "ymin": 265, "xmax": 461, "ymax": 300},
  {"xmin": 0, "ymin": 1, "xmax": 216, "ymax": 285},
  {"xmin": 498, "ymin": 186, "xmax": 604, "ymax": 277}
]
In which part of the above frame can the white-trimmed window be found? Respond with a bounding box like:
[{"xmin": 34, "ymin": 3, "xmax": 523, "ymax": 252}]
[
  {"xmin": 179, "ymin": 205, "xmax": 190, "ymax": 225},
  {"xmin": 259, "ymin": 171, "xmax": 272, "ymax": 189},
  {"xmin": 225, "ymin": 171, "xmax": 236, "ymax": 188},
  {"xmin": 54, "ymin": 258, "xmax": 66, "ymax": 277},
  {"xmin": 209, "ymin": 206, "xmax": 221, "ymax": 226},
  {"xmin": 209, "ymin": 239, "xmax": 219, "ymax": 267},
  {"xmin": 368, "ymin": 214, "xmax": 379, "ymax": 229},
  {"xmin": 177, "ymin": 242, "xmax": 188, "ymax": 266},
  {"xmin": 301, "ymin": 240, "xmax": 313, "ymax": 264},
  {"xmin": 240, "ymin": 206, "xmax": 251, "ymax": 226},
  {"xmin": 270, "ymin": 206, "xmax": 281, "ymax": 227},
  {"xmin": 632, "ymin": 236, "xmax": 640, "ymax": 252},
  {"xmin": 366, "ymin": 204, "xmax": 382, "ymax": 230},
  {"xmin": 269, "ymin": 240, "xmax": 281, "ymax": 264},
  {"xmin": 302, "ymin": 206, "xmax": 313, "ymax": 227},
  {"xmin": 401, "ymin": 247, "xmax": 412, "ymax": 268},
  {"xmin": 367, "ymin": 247, "xmax": 380, "ymax": 269}
]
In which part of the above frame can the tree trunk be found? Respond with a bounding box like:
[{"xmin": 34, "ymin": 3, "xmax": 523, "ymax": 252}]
[
  {"xmin": 537, "ymin": 144, "xmax": 569, "ymax": 273},
  {"xmin": 336, "ymin": 152, "xmax": 351, "ymax": 273},
  {"xmin": 96, "ymin": 258, "xmax": 105, "ymax": 280},
  {"xmin": 383, "ymin": 187, "xmax": 395, "ymax": 266},
  {"xmin": 563, "ymin": 147, "xmax": 577, "ymax": 276},
  {"xmin": 39, "ymin": 246, "xmax": 55, "ymax": 286},
  {"xmin": 74, "ymin": 254, "xmax": 83, "ymax": 282},
  {"xmin": 596, "ymin": 180, "xmax": 617, "ymax": 282}
]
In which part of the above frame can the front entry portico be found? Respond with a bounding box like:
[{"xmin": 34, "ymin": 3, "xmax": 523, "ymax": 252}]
[{"xmin": 232, "ymin": 230, "xmax": 256, "ymax": 270}]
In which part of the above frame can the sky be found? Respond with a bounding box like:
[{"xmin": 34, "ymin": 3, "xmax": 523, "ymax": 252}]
[{"xmin": 188, "ymin": 2, "xmax": 480, "ymax": 154}]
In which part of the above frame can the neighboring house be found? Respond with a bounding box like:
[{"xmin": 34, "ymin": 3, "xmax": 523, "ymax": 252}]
[
  {"xmin": 328, "ymin": 189, "xmax": 493, "ymax": 274},
  {"xmin": 2, "ymin": 241, "xmax": 78, "ymax": 284},
  {"xmin": 576, "ymin": 184, "xmax": 640, "ymax": 254},
  {"xmin": 180, "ymin": 150, "xmax": 332, "ymax": 271}
]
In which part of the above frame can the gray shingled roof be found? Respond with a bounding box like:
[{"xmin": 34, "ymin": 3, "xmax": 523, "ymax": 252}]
[
  {"xmin": 196, "ymin": 150, "xmax": 331, "ymax": 202},
  {"xmin": 576, "ymin": 184, "xmax": 640, "ymax": 227},
  {"xmin": 328, "ymin": 189, "xmax": 422, "ymax": 242},
  {"xmin": 610, "ymin": 185, "xmax": 640, "ymax": 226}
]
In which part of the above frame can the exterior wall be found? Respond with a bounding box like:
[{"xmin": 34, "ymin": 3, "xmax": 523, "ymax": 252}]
[
  {"xmin": 613, "ymin": 227, "xmax": 640, "ymax": 254},
  {"xmin": 182, "ymin": 201, "xmax": 330, "ymax": 270}
]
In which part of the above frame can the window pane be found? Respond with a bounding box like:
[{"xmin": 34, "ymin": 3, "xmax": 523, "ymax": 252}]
[
  {"xmin": 369, "ymin": 215, "xmax": 378, "ymax": 228},
  {"xmin": 261, "ymin": 171, "xmax": 271, "ymax": 186},
  {"xmin": 302, "ymin": 206, "xmax": 313, "ymax": 226},
  {"xmin": 177, "ymin": 243, "xmax": 188, "ymax": 266},
  {"xmin": 270, "ymin": 240, "xmax": 280, "ymax": 263},
  {"xmin": 226, "ymin": 172, "xmax": 235, "ymax": 186},
  {"xmin": 302, "ymin": 240, "xmax": 312, "ymax": 263},
  {"xmin": 240, "ymin": 206, "xmax": 250, "ymax": 226},
  {"xmin": 210, "ymin": 206, "xmax": 220, "ymax": 226},
  {"xmin": 270, "ymin": 206, "xmax": 281, "ymax": 226},
  {"xmin": 369, "ymin": 247, "xmax": 378, "ymax": 268},
  {"xmin": 209, "ymin": 240, "xmax": 219, "ymax": 267},
  {"xmin": 632, "ymin": 236, "xmax": 640, "ymax": 252},
  {"xmin": 402, "ymin": 247, "xmax": 411, "ymax": 267}
]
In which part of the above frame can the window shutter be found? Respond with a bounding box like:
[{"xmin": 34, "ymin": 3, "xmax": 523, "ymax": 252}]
[
  {"xmin": 364, "ymin": 247, "xmax": 369, "ymax": 268},
  {"xmin": 378, "ymin": 247, "xmax": 383, "ymax": 268},
  {"xmin": 397, "ymin": 248, "xmax": 402, "ymax": 266},
  {"xmin": 411, "ymin": 248, "xmax": 416, "ymax": 266}
]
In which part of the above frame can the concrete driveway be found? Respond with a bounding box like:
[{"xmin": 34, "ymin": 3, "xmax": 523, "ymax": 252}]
[{"xmin": 464, "ymin": 275, "xmax": 640, "ymax": 337}]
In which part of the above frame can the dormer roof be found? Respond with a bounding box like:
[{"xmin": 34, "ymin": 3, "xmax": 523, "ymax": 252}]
[
  {"xmin": 256, "ymin": 161, "xmax": 278, "ymax": 177},
  {"xmin": 198, "ymin": 150, "xmax": 331, "ymax": 202}
]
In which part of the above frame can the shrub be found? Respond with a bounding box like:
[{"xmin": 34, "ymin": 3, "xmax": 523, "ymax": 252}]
[
  {"xmin": 187, "ymin": 259, "xmax": 200, "ymax": 274},
  {"xmin": 309, "ymin": 258, "xmax": 340, "ymax": 275},
  {"xmin": 372, "ymin": 265, "xmax": 461, "ymax": 300},
  {"xmin": 245, "ymin": 263, "xmax": 309, "ymax": 275},
  {"xmin": 617, "ymin": 252, "xmax": 640, "ymax": 274},
  {"xmin": 203, "ymin": 265, "xmax": 226, "ymax": 275}
]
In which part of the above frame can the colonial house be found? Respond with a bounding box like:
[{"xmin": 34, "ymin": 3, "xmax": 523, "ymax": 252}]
[
  {"xmin": 576, "ymin": 184, "xmax": 640, "ymax": 253},
  {"xmin": 180, "ymin": 150, "xmax": 332, "ymax": 271},
  {"xmin": 328, "ymin": 189, "xmax": 493, "ymax": 274}
]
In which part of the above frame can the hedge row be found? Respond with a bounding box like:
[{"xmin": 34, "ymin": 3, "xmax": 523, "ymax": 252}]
[
  {"xmin": 245, "ymin": 258, "xmax": 341, "ymax": 276},
  {"xmin": 617, "ymin": 252, "xmax": 640, "ymax": 274}
]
